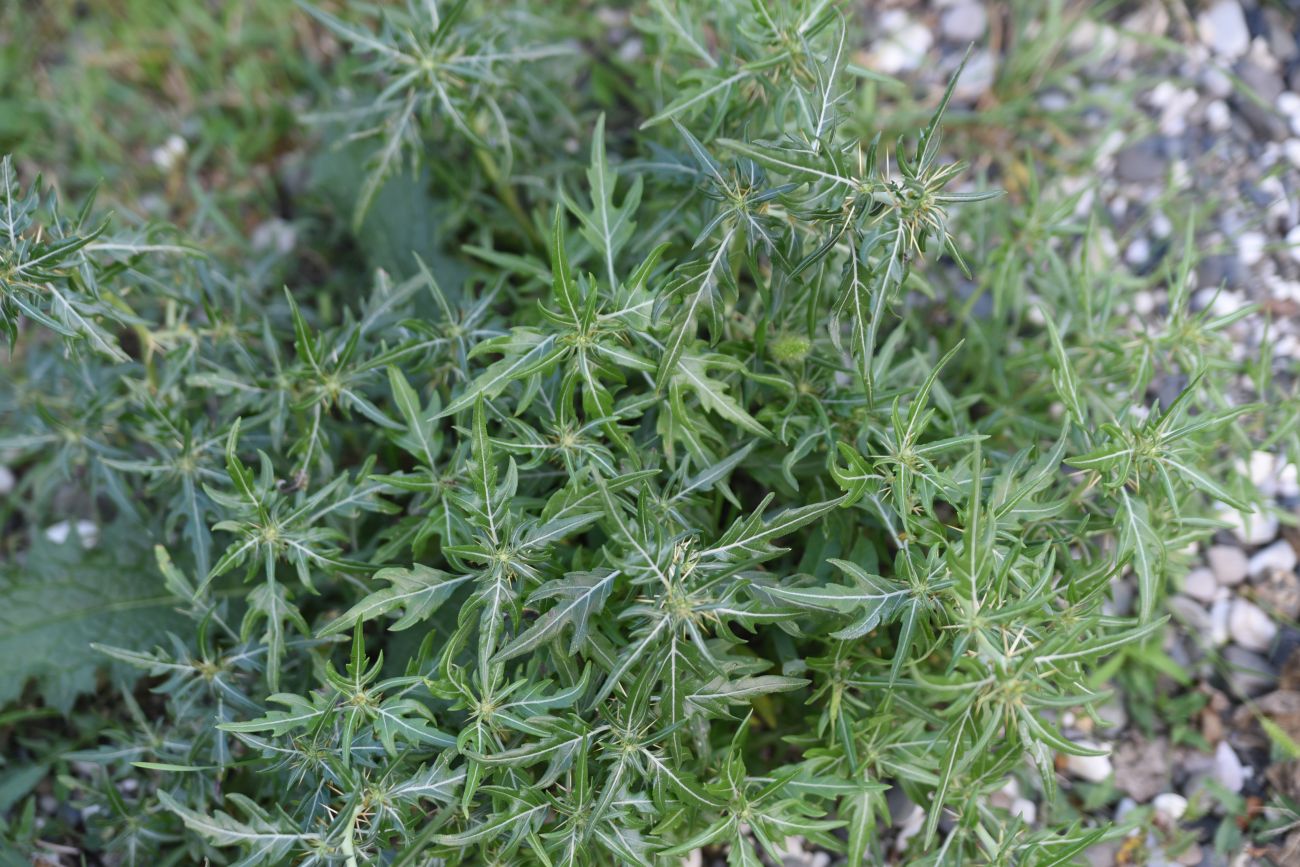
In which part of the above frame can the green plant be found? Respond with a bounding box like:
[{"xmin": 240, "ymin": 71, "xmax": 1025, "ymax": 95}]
[{"xmin": 0, "ymin": 1, "xmax": 1285, "ymax": 865}]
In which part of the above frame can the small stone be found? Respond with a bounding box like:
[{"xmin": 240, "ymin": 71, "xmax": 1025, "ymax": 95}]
[
  {"xmin": 1223, "ymin": 645, "xmax": 1278, "ymax": 696},
  {"xmin": 1237, "ymin": 232, "xmax": 1267, "ymax": 267},
  {"xmin": 1210, "ymin": 598, "xmax": 1232, "ymax": 646},
  {"xmin": 1106, "ymin": 577, "xmax": 1135, "ymax": 617},
  {"xmin": 150, "ymin": 134, "xmax": 187, "ymax": 172},
  {"xmin": 1125, "ymin": 238, "xmax": 1151, "ymax": 268},
  {"xmin": 990, "ymin": 777, "xmax": 1019, "ymax": 808},
  {"xmin": 1086, "ymin": 842, "xmax": 1128, "ymax": 867},
  {"xmin": 1220, "ymin": 507, "xmax": 1279, "ymax": 546},
  {"xmin": 1197, "ymin": 1, "xmax": 1250, "ymax": 59},
  {"xmin": 1039, "ymin": 90, "xmax": 1070, "ymax": 112},
  {"xmin": 1212, "ymin": 741, "xmax": 1245, "ymax": 792},
  {"xmin": 1115, "ymin": 140, "xmax": 1167, "ymax": 183},
  {"xmin": 1279, "ymin": 462, "xmax": 1300, "ymax": 497},
  {"xmin": 1280, "ymin": 91, "xmax": 1300, "ymax": 122},
  {"xmin": 952, "ymin": 50, "xmax": 996, "ymax": 101},
  {"xmin": 1230, "ymin": 599, "xmax": 1278, "ymax": 652},
  {"xmin": 1238, "ymin": 99, "xmax": 1291, "ymax": 141},
  {"xmin": 1010, "ymin": 798, "xmax": 1036, "ymax": 824},
  {"xmin": 1113, "ymin": 735, "xmax": 1171, "ymax": 801},
  {"xmin": 1287, "ymin": 225, "xmax": 1300, "ymax": 265},
  {"xmin": 1242, "ymin": 450, "xmax": 1282, "ymax": 492},
  {"xmin": 939, "ymin": 1, "xmax": 986, "ymax": 43},
  {"xmin": 1256, "ymin": 568, "xmax": 1300, "ymax": 621},
  {"xmin": 1239, "ymin": 59, "xmax": 1285, "ymax": 104},
  {"xmin": 1183, "ymin": 568, "xmax": 1219, "ymax": 603},
  {"xmin": 0, "ymin": 465, "xmax": 13, "ymax": 496},
  {"xmin": 1169, "ymin": 596, "xmax": 1212, "ymax": 635},
  {"xmin": 44, "ymin": 519, "xmax": 100, "ymax": 549},
  {"xmin": 1157, "ymin": 87, "xmax": 1198, "ymax": 137},
  {"xmin": 1197, "ymin": 253, "xmax": 1245, "ymax": 289},
  {"xmin": 1263, "ymin": 8, "xmax": 1299, "ymax": 62},
  {"xmin": 1096, "ymin": 695, "xmax": 1128, "ymax": 732},
  {"xmin": 1249, "ymin": 540, "xmax": 1298, "ymax": 577},
  {"xmin": 1151, "ymin": 211, "xmax": 1173, "ymax": 239},
  {"xmin": 251, "ymin": 219, "xmax": 297, "ymax": 256},
  {"xmin": 1152, "ymin": 792, "xmax": 1188, "ymax": 822},
  {"xmin": 868, "ymin": 22, "xmax": 932, "ymax": 75},
  {"xmin": 1065, "ymin": 743, "xmax": 1113, "ymax": 783},
  {"xmin": 1202, "ymin": 65, "xmax": 1233, "ymax": 98},
  {"xmin": 1205, "ymin": 99, "xmax": 1232, "ymax": 131},
  {"xmin": 1208, "ymin": 545, "xmax": 1249, "ymax": 586},
  {"xmin": 1255, "ymin": 690, "xmax": 1300, "ymax": 742},
  {"xmin": 893, "ymin": 803, "xmax": 925, "ymax": 851},
  {"xmin": 1114, "ymin": 797, "xmax": 1139, "ymax": 822},
  {"xmin": 1149, "ymin": 81, "xmax": 1179, "ymax": 110}
]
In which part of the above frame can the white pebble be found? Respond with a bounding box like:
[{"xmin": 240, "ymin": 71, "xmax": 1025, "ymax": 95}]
[
  {"xmin": 251, "ymin": 219, "xmax": 297, "ymax": 256},
  {"xmin": 44, "ymin": 519, "xmax": 100, "ymax": 549},
  {"xmin": 1133, "ymin": 290, "xmax": 1156, "ymax": 316},
  {"xmin": 1197, "ymin": 1, "xmax": 1250, "ymax": 59},
  {"xmin": 1287, "ymin": 225, "xmax": 1300, "ymax": 265},
  {"xmin": 1126, "ymin": 239, "xmax": 1151, "ymax": 267},
  {"xmin": 1196, "ymin": 0, "xmax": 1248, "ymax": 58},
  {"xmin": 894, "ymin": 804, "xmax": 925, "ymax": 851},
  {"xmin": 1151, "ymin": 211, "xmax": 1173, "ymax": 239},
  {"xmin": 1220, "ymin": 507, "xmax": 1279, "ymax": 546},
  {"xmin": 1194, "ymin": 287, "xmax": 1245, "ymax": 316},
  {"xmin": 1243, "ymin": 450, "xmax": 1279, "ymax": 490},
  {"xmin": 1260, "ymin": 176, "xmax": 1292, "ymax": 223},
  {"xmin": 1249, "ymin": 540, "xmax": 1298, "ymax": 576},
  {"xmin": 1158, "ymin": 88, "xmax": 1199, "ymax": 137},
  {"xmin": 869, "ymin": 22, "xmax": 932, "ymax": 75},
  {"xmin": 1238, "ymin": 232, "xmax": 1267, "ymax": 267},
  {"xmin": 0, "ymin": 465, "xmax": 12, "ymax": 496},
  {"xmin": 1213, "ymin": 741, "xmax": 1245, "ymax": 793},
  {"xmin": 1284, "ymin": 139, "xmax": 1300, "ymax": 169},
  {"xmin": 1210, "ymin": 598, "xmax": 1232, "ymax": 646},
  {"xmin": 1202, "ymin": 66, "xmax": 1233, "ymax": 98},
  {"xmin": 1010, "ymin": 798, "xmax": 1037, "ymax": 824},
  {"xmin": 1183, "ymin": 568, "xmax": 1219, "ymax": 603},
  {"xmin": 1208, "ymin": 545, "xmax": 1249, "ymax": 586},
  {"xmin": 150, "ymin": 134, "xmax": 187, "ymax": 172},
  {"xmin": 1278, "ymin": 91, "xmax": 1300, "ymax": 121},
  {"xmin": 1205, "ymin": 99, "xmax": 1232, "ymax": 132},
  {"xmin": 1229, "ymin": 599, "xmax": 1277, "ymax": 652},
  {"xmin": 1278, "ymin": 462, "xmax": 1299, "ymax": 497},
  {"xmin": 1153, "ymin": 792, "xmax": 1188, "ymax": 822},
  {"xmin": 1149, "ymin": 81, "xmax": 1179, "ymax": 110},
  {"xmin": 939, "ymin": 1, "xmax": 987, "ymax": 43},
  {"xmin": 1065, "ymin": 744, "xmax": 1113, "ymax": 783}
]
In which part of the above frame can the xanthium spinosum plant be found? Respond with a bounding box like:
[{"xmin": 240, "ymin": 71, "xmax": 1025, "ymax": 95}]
[{"xmin": 0, "ymin": 0, "xmax": 1275, "ymax": 864}]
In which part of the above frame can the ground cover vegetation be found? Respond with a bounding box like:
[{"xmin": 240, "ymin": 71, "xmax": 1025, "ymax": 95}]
[{"xmin": 0, "ymin": 1, "xmax": 1293, "ymax": 864}]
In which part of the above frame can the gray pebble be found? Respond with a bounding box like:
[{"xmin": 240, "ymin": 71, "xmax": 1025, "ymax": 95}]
[
  {"xmin": 1169, "ymin": 595, "xmax": 1213, "ymax": 635},
  {"xmin": 1221, "ymin": 644, "xmax": 1278, "ymax": 696},
  {"xmin": 1115, "ymin": 140, "xmax": 1168, "ymax": 183},
  {"xmin": 1234, "ymin": 93, "xmax": 1291, "ymax": 141},
  {"xmin": 1183, "ymin": 568, "xmax": 1219, "ymax": 603},
  {"xmin": 1236, "ymin": 59, "xmax": 1285, "ymax": 104},
  {"xmin": 939, "ymin": 2, "xmax": 987, "ymax": 43},
  {"xmin": 1207, "ymin": 545, "xmax": 1249, "ymax": 586}
]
